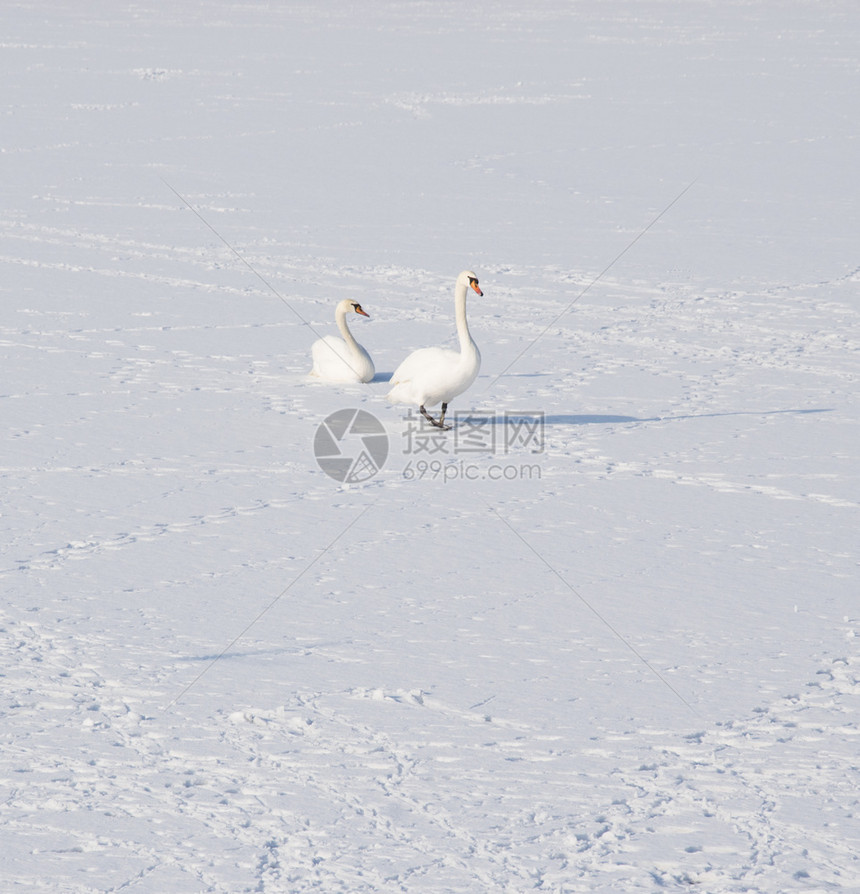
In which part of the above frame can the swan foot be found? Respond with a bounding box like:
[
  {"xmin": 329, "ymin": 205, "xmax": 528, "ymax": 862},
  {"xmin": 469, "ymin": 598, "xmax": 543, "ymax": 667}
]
[{"xmin": 420, "ymin": 404, "xmax": 452, "ymax": 431}]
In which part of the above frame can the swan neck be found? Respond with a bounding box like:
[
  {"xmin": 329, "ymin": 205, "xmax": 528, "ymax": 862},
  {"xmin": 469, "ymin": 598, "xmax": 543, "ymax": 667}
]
[
  {"xmin": 335, "ymin": 305, "xmax": 359, "ymax": 351},
  {"xmin": 454, "ymin": 281, "xmax": 474, "ymax": 354}
]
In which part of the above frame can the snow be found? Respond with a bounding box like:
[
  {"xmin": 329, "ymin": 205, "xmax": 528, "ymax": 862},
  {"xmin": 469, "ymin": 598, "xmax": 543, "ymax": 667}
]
[{"xmin": 2, "ymin": 1, "xmax": 859, "ymax": 891}]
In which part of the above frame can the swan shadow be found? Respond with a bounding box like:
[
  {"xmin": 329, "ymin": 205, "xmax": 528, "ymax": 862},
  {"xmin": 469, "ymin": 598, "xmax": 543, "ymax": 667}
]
[
  {"xmin": 459, "ymin": 408, "xmax": 833, "ymax": 426},
  {"xmin": 180, "ymin": 646, "xmax": 292, "ymax": 663},
  {"xmin": 181, "ymin": 642, "xmax": 348, "ymax": 663}
]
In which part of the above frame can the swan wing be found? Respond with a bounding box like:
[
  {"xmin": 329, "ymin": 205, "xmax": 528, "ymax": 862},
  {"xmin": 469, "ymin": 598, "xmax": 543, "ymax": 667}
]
[
  {"xmin": 311, "ymin": 336, "xmax": 374, "ymax": 383},
  {"xmin": 387, "ymin": 346, "xmax": 477, "ymax": 407}
]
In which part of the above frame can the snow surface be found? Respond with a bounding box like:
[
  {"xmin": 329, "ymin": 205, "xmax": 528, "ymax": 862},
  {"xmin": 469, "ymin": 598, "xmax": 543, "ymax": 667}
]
[{"xmin": 2, "ymin": 1, "xmax": 859, "ymax": 891}]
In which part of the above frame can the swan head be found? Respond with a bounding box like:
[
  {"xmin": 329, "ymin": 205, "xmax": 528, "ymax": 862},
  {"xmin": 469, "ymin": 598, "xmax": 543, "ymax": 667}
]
[
  {"xmin": 458, "ymin": 270, "xmax": 483, "ymax": 297},
  {"xmin": 337, "ymin": 298, "xmax": 370, "ymax": 318}
]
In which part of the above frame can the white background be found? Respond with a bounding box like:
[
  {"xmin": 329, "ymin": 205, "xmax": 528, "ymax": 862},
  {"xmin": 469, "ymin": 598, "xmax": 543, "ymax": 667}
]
[{"xmin": 2, "ymin": 2, "xmax": 858, "ymax": 890}]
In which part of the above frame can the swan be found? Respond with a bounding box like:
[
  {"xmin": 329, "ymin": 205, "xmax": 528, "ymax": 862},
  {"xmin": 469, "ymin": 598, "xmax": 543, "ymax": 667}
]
[
  {"xmin": 387, "ymin": 270, "xmax": 482, "ymax": 429},
  {"xmin": 310, "ymin": 299, "xmax": 375, "ymax": 383}
]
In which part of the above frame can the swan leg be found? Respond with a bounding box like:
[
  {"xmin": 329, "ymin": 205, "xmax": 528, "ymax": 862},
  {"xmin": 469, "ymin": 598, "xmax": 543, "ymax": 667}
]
[
  {"xmin": 438, "ymin": 402, "xmax": 449, "ymax": 427},
  {"xmin": 419, "ymin": 404, "xmax": 451, "ymax": 431}
]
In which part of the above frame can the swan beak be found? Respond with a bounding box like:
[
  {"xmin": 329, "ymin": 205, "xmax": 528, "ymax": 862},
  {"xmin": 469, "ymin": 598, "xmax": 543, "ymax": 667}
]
[
  {"xmin": 354, "ymin": 305, "xmax": 370, "ymax": 317},
  {"xmin": 470, "ymin": 281, "xmax": 483, "ymax": 296}
]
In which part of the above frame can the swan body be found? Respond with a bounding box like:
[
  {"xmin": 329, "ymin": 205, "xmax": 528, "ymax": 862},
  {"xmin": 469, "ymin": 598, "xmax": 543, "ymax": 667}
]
[
  {"xmin": 387, "ymin": 270, "xmax": 482, "ymax": 429},
  {"xmin": 310, "ymin": 299, "xmax": 375, "ymax": 383}
]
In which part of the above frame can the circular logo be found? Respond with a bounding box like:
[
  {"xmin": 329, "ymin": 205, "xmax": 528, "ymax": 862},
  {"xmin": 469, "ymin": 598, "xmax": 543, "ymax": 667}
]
[{"xmin": 314, "ymin": 408, "xmax": 389, "ymax": 483}]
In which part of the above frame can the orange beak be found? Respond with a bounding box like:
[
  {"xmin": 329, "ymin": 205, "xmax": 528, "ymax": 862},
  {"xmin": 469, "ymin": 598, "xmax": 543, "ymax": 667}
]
[
  {"xmin": 355, "ymin": 306, "xmax": 370, "ymax": 317},
  {"xmin": 470, "ymin": 281, "xmax": 483, "ymax": 296}
]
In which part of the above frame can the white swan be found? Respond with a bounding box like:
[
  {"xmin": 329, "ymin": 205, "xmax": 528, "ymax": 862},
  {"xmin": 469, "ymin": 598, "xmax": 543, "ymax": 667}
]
[
  {"xmin": 387, "ymin": 270, "xmax": 482, "ymax": 429},
  {"xmin": 310, "ymin": 299, "xmax": 375, "ymax": 384}
]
